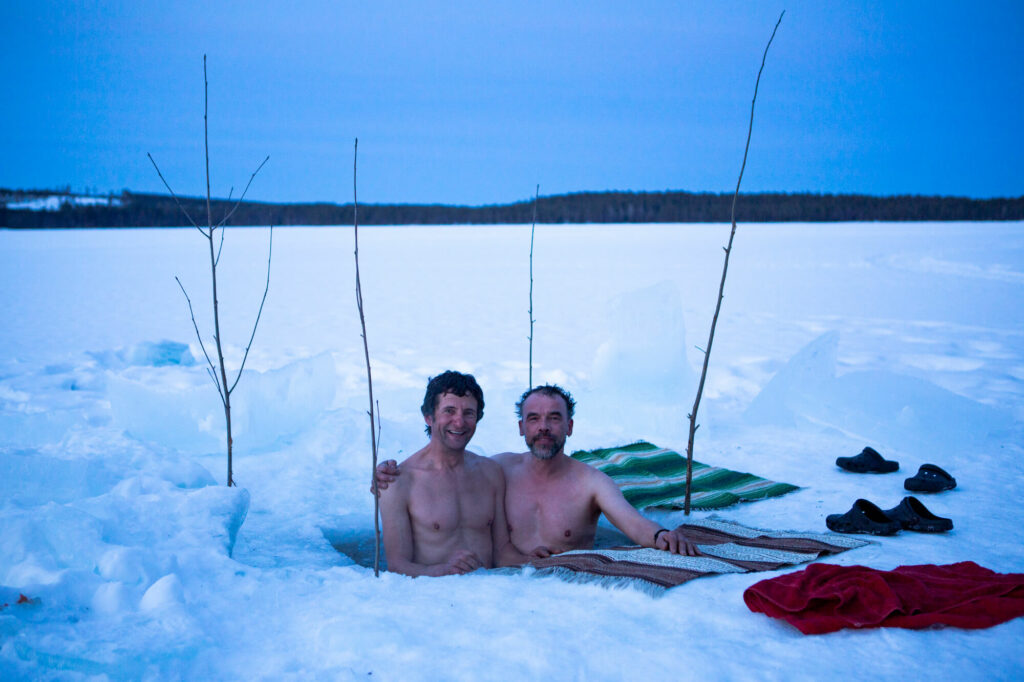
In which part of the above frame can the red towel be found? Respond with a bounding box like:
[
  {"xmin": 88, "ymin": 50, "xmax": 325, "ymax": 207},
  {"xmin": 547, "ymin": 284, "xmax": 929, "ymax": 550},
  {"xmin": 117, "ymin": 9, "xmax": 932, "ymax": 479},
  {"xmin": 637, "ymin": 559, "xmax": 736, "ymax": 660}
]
[{"xmin": 743, "ymin": 561, "xmax": 1024, "ymax": 634}]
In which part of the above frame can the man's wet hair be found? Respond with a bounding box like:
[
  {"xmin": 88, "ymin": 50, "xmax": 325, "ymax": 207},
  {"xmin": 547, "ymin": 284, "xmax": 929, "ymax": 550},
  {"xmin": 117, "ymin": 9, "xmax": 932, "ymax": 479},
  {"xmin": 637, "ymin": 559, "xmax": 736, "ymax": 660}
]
[
  {"xmin": 515, "ymin": 384, "xmax": 576, "ymax": 420},
  {"xmin": 421, "ymin": 370, "xmax": 485, "ymax": 436}
]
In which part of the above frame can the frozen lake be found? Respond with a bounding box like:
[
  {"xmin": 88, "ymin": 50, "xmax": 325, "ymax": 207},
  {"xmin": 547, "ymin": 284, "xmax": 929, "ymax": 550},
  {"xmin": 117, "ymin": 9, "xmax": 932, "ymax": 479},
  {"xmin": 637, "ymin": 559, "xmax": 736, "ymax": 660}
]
[{"xmin": 2, "ymin": 222, "xmax": 1022, "ymax": 679}]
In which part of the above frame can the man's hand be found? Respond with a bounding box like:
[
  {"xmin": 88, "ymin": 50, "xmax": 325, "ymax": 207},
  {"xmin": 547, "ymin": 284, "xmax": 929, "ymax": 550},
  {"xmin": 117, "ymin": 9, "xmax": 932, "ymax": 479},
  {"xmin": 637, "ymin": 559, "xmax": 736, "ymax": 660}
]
[
  {"xmin": 655, "ymin": 528, "xmax": 701, "ymax": 556},
  {"xmin": 441, "ymin": 549, "xmax": 483, "ymax": 575},
  {"xmin": 528, "ymin": 546, "xmax": 555, "ymax": 559},
  {"xmin": 371, "ymin": 459, "xmax": 400, "ymax": 496}
]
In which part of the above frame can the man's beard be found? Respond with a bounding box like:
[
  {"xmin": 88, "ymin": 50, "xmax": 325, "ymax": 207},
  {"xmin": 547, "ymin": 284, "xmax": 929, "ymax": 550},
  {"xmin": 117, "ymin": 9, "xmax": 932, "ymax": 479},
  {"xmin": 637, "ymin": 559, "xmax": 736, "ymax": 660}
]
[{"xmin": 528, "ymin": 434, "xmax": 564, "ymax": 460}]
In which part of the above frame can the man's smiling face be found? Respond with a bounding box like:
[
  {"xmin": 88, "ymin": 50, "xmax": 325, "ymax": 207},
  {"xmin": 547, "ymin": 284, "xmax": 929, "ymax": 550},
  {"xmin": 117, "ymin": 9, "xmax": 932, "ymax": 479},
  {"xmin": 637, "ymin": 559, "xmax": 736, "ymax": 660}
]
[{"xmin": 426, "ymin": 391, "xmax": 479, "ymax": 452}]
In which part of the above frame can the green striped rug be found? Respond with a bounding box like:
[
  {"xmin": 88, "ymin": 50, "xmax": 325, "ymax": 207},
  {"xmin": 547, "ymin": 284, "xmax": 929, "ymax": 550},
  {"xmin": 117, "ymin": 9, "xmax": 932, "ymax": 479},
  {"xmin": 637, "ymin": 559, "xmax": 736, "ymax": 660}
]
[{"xmin": 571, "ymin": 441, "xmax": 800, "ymax": 510}]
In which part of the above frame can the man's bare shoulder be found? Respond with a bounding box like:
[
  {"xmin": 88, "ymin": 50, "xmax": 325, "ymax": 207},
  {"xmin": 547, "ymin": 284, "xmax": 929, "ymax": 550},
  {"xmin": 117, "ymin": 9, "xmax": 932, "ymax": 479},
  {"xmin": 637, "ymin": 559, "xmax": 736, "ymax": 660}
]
[
  {"xmin": 557, "ymin": 453, "xmax": 598, "ymax": 474},
  {"xmin": 492, "ymin": 451, "xmax": 523, "ymax": 464},
  {"xmin": 492, "ymin": 451, "xmax": 529, "ymax": 472},
  {"xmin": 465, "ymin": 451, "xmax": 506, "ymax": 484},
  {"xmin": 395, "ymin": 446, "xmax": 437, "ymax": 471},
  {"xmin": 568, "ymin": 456, "xmax": 617, "ymax": 490},
  {"xmin": 453, "ymin": 453, "xmax": 505, "ymax": 495}
]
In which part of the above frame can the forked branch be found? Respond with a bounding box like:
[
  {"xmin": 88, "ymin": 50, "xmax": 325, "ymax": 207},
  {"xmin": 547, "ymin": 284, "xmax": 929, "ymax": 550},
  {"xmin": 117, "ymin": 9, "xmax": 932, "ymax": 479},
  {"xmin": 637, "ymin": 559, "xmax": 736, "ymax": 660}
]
[
  {"xmin": 175, "ymin": 275, "xmax": 225, "ymax": 404},
  {"xmin": 528, "ymin": 184, "xmax": 539, "ymax": 389},
  {"xmin": 353, "ymin": 138, "xmax": 383, "ymax": 577},
  {"xmin": 215, "ymin": 156, "xmax": 270, "ymax": 229},
  {"xmin": 684, "ymin": 11, "xmax": 784, "ymax": 514},
  {"xmin": 147, "ymin": 153, "xmax": 204, "ymax": 235},
  {"xmin": 152, "ymin": 54, "xmax": 272, "ymax": 487},
  {"xmin": 215, "ymin": 188, "xmax": 232, "ymax": 266},
  {"xmin": 229, "ymin": 225, "xmax": 274, "ymax": 394}
]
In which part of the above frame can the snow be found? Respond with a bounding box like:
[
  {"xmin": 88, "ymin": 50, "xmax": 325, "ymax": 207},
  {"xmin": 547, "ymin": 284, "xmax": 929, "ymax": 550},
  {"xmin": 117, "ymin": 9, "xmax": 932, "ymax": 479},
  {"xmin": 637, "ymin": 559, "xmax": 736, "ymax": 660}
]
[{"xmin": 1, "ymin": 222, "xmax": 1023, "ymax": 680}]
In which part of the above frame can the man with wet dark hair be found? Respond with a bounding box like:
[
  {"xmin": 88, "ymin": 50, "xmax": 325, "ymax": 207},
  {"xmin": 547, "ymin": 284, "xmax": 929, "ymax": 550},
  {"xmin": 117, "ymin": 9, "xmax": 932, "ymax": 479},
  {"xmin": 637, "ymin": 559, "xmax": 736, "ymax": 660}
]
[
  {"xmin": 420, "ymin": 370, "xmax": 485, "ymax": 435},
  {"xmin": 498, "ymin": 384, "xmax": 695, "ymax": 556},
  {"xmin": 378, "ymin": 382, "xmax": 698, "ymax": 560},
  {"xmin": 515, "ymin": 383, "xmax": 574, "ymax": 421},
  {"xmin": 379, "ymin": 371, "xmax": 523, "ymax": 577}
]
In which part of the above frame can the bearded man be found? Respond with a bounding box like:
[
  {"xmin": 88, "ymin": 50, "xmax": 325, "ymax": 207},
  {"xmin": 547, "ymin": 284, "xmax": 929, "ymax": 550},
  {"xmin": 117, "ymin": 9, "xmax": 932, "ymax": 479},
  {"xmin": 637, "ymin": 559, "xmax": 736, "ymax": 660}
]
[{"xmin": 378, "ymin": 384, "xmax": 697, "ymax": 559}]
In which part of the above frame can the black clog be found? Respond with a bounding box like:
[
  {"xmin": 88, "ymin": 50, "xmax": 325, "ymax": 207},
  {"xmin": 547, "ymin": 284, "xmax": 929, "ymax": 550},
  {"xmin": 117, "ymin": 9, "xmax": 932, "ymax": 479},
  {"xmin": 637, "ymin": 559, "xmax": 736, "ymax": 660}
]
[
  {"xmin": 825, "ymin": 499, "xmax": 901, "ymax": 535},
  {"xmin": 836, "ymin": 447, "xmax": 899, "ymax": 474},
  {"xmin": 904, "ymin": 464, "xmax": 957, "ymax": 493},
  {"xmin": 882, "ymin": 496, "xmax": 953, "ymax": 533}
]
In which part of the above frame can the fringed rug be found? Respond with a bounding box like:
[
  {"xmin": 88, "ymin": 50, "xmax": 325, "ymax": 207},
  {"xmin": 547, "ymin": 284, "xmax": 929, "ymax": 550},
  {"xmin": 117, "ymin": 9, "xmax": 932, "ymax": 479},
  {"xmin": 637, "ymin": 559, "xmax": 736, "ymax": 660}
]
[
  {"xmin": 571, "ymin": 441, "xmax": 800, "ymax": 510},
  {"xmin": 526, "ymin": 518, "xmax": 869, "ymax": 591}
]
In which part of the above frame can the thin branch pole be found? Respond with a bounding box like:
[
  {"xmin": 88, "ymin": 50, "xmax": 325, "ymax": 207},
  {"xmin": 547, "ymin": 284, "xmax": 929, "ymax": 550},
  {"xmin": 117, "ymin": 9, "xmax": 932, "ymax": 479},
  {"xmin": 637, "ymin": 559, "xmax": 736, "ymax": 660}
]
[
  {"xmin": 215, "ymin": 156, "xmax": 270, "ymax": 230},
  {"xmin": 215, "ymin": 195, "xmax": 228, "ymax": 266},
  {"xmin": 353, "ymin": 138, "xmax": 382, "ymax": 577},
  {"xmin": 684, "ymin": 11, "xmax": 784, "ymax": 514},
  {"xmin": 376, "ymin": 400, "xmax": 382, "ymax": 447},
  {"xmin": 528, "ymin": 184, "xmax": 539, "ymax": 389},
  {"xmin": 200, "ymin": 55, "xmax": 235, "ymax": 487},
  {"xmin": 229, "ymin": 225, "xmax": 273, "ymax": 394},
  {"xmin": 156, "ymin": 55, "xmax": 270, "ymax": 489},
  {"xmin": 146, "ymin": 153, "xmax": 204, "ymax": 235},
  {"xmin": 175, "ymin": 275, "xmax": 225, "ymax": 403},
  {"xmin": 216, "ymin": 231, "xmax": 225, "ymax": 266},
  {"xmin": 204, "ymin": 55, "xmax": 213, "ymax": 240}
]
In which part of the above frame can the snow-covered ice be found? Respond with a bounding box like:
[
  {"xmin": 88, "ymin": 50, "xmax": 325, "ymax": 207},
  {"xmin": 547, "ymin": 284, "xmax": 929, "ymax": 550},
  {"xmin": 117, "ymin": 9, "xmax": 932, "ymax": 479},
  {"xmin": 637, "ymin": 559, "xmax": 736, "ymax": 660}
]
[{"xmin": 1, "ymin": 222, "xmax": 1022, "ymax": 680}]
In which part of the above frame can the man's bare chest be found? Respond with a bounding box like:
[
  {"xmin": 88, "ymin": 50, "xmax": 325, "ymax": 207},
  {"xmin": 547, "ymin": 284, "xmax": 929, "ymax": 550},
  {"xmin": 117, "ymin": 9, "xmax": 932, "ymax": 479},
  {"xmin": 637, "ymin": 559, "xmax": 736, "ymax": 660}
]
[
  {"xmin": 407, "ymin": 470, "xmax": 495, "ymax": 534},
  {"xmin": 506, "ymin": 476, "xmax": 596, "ymax": 539}
]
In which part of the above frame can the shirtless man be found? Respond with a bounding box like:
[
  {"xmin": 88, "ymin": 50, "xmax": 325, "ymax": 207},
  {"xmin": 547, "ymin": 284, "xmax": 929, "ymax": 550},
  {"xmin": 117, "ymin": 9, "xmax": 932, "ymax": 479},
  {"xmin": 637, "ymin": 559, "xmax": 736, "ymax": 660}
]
[
  {"xmin": 378, "ymin": 371, "xmax": 525, "ymax": 577},
  {"xmin": 377, "ymin": 384, "xmax": 698, "ymax": 558}
]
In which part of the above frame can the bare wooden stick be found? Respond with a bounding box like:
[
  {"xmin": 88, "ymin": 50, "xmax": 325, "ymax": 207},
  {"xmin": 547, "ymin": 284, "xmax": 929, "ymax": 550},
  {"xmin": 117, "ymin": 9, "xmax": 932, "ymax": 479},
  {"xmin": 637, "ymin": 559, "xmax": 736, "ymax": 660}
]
[
  {"xmin": 215, "ymin": 188, "xmax": 231, "ymax": 266},
  {"xmin": 229, "ymin": 225, "xmax": 273, "ymax": 394},
  {"xmin": 684, "ymin": 11, "xmax": 784, "ymax": 515},
  {"xmin": 376, "ymin": 400, "xmax": 382, "ymax": 446},
  {"xmin": 215, "ymin": 156, "xmax": 270, "ymax": 230},
  {"xmin": 175, "ymin": 275, "xmax": 225, "ymax": 402},
  {"xmin": 190, "ymin": 54, "xmax": 239, "ymax": 485},
  {"xmin": 146, "ymin": 153, "xmax": 204, "ymax": 235},
  {"xmin": 153, "ymin": 55, "xmax": 272, "ymax": 488},
  {"xmin": 204, "ymin": 55, "xmax": 213, "ymax": 237},
  {"xmin": 528, "ymin": 184, "xmax": 539, "ymax": 389},
  {"xmin": 353, "ymin": 138, "xmax": 382, "ymax": 577}
]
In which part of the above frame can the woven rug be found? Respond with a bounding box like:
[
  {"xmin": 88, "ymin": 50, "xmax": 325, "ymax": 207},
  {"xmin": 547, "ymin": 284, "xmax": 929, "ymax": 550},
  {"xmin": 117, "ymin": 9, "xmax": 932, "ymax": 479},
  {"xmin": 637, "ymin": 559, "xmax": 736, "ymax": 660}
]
[
  {"xmin": 527, "ymin": 518, "xmax": 869, "ymax": 590},
  {"xmin": 571, "ymin": 441, "xmax": 800, "ymax": 510}
]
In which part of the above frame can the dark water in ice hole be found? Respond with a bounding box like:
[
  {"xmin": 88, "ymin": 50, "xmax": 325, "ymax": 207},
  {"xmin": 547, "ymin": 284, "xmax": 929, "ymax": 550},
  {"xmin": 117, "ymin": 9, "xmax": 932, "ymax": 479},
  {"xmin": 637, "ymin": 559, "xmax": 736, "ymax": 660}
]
[{"xmin": 324, "ymin": 524, "xmax": 633, "ymax": 570}]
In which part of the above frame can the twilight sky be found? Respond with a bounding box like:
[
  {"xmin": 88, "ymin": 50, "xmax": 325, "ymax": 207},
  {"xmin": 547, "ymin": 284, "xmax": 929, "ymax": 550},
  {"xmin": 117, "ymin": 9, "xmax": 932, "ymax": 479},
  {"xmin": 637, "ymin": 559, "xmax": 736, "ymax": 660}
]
[{"xmin": 3, "ymin": 1, "xmax": 1022, "ymax": 205}]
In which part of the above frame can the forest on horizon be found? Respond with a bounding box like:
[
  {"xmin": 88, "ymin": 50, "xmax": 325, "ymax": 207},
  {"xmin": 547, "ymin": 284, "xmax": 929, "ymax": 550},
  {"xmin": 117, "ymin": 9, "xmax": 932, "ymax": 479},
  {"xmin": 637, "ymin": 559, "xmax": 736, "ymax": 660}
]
[{"xmin": 2, "ymin": 188, "xmax": 1022, "ymax": 228}]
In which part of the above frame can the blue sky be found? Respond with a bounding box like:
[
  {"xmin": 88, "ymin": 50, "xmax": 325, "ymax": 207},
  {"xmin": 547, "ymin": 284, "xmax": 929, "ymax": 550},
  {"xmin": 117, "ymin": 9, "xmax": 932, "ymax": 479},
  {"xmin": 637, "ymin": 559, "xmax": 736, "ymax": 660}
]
[{"xmin": 3, "ymin": 1, "xmax": 1022, "ymax": 205}]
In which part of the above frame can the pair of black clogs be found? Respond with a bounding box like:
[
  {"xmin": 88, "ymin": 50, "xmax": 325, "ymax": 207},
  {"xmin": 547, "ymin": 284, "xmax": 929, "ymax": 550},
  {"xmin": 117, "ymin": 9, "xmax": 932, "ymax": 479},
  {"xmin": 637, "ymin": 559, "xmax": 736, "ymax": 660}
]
[
  {"xmin": 836, "ymin": 447, "xmax": 957, "ymax": 492},
  {"xmin": 827, "ymin": 447, "xmax": 956, "ymax": 535},
  {"xmin": 826, "ymin": 497, "xmax": 953, "ymax": 535}
]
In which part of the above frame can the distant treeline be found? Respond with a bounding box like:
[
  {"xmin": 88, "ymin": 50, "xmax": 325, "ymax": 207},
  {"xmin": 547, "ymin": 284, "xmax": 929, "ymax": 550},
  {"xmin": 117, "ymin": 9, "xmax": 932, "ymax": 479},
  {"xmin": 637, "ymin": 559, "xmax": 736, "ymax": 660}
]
[{"xmin": 3, "ymin": 189, "xmax": 1023, "ymax": 228}]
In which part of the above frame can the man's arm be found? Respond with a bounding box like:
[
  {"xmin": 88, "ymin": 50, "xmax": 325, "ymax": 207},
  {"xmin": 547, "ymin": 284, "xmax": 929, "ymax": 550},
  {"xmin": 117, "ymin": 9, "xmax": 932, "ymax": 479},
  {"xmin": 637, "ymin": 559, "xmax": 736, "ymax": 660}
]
[
  {"xmin": 590, "ymin": 470, "xmax": 700, "ymax": 556},
  {"xmin": 376, "ymin": 453, "xmax": 519, "ymax": 495},
  {"xmin": 379, "ymin": 475, "xmax": 483, "ymax": 577}
]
